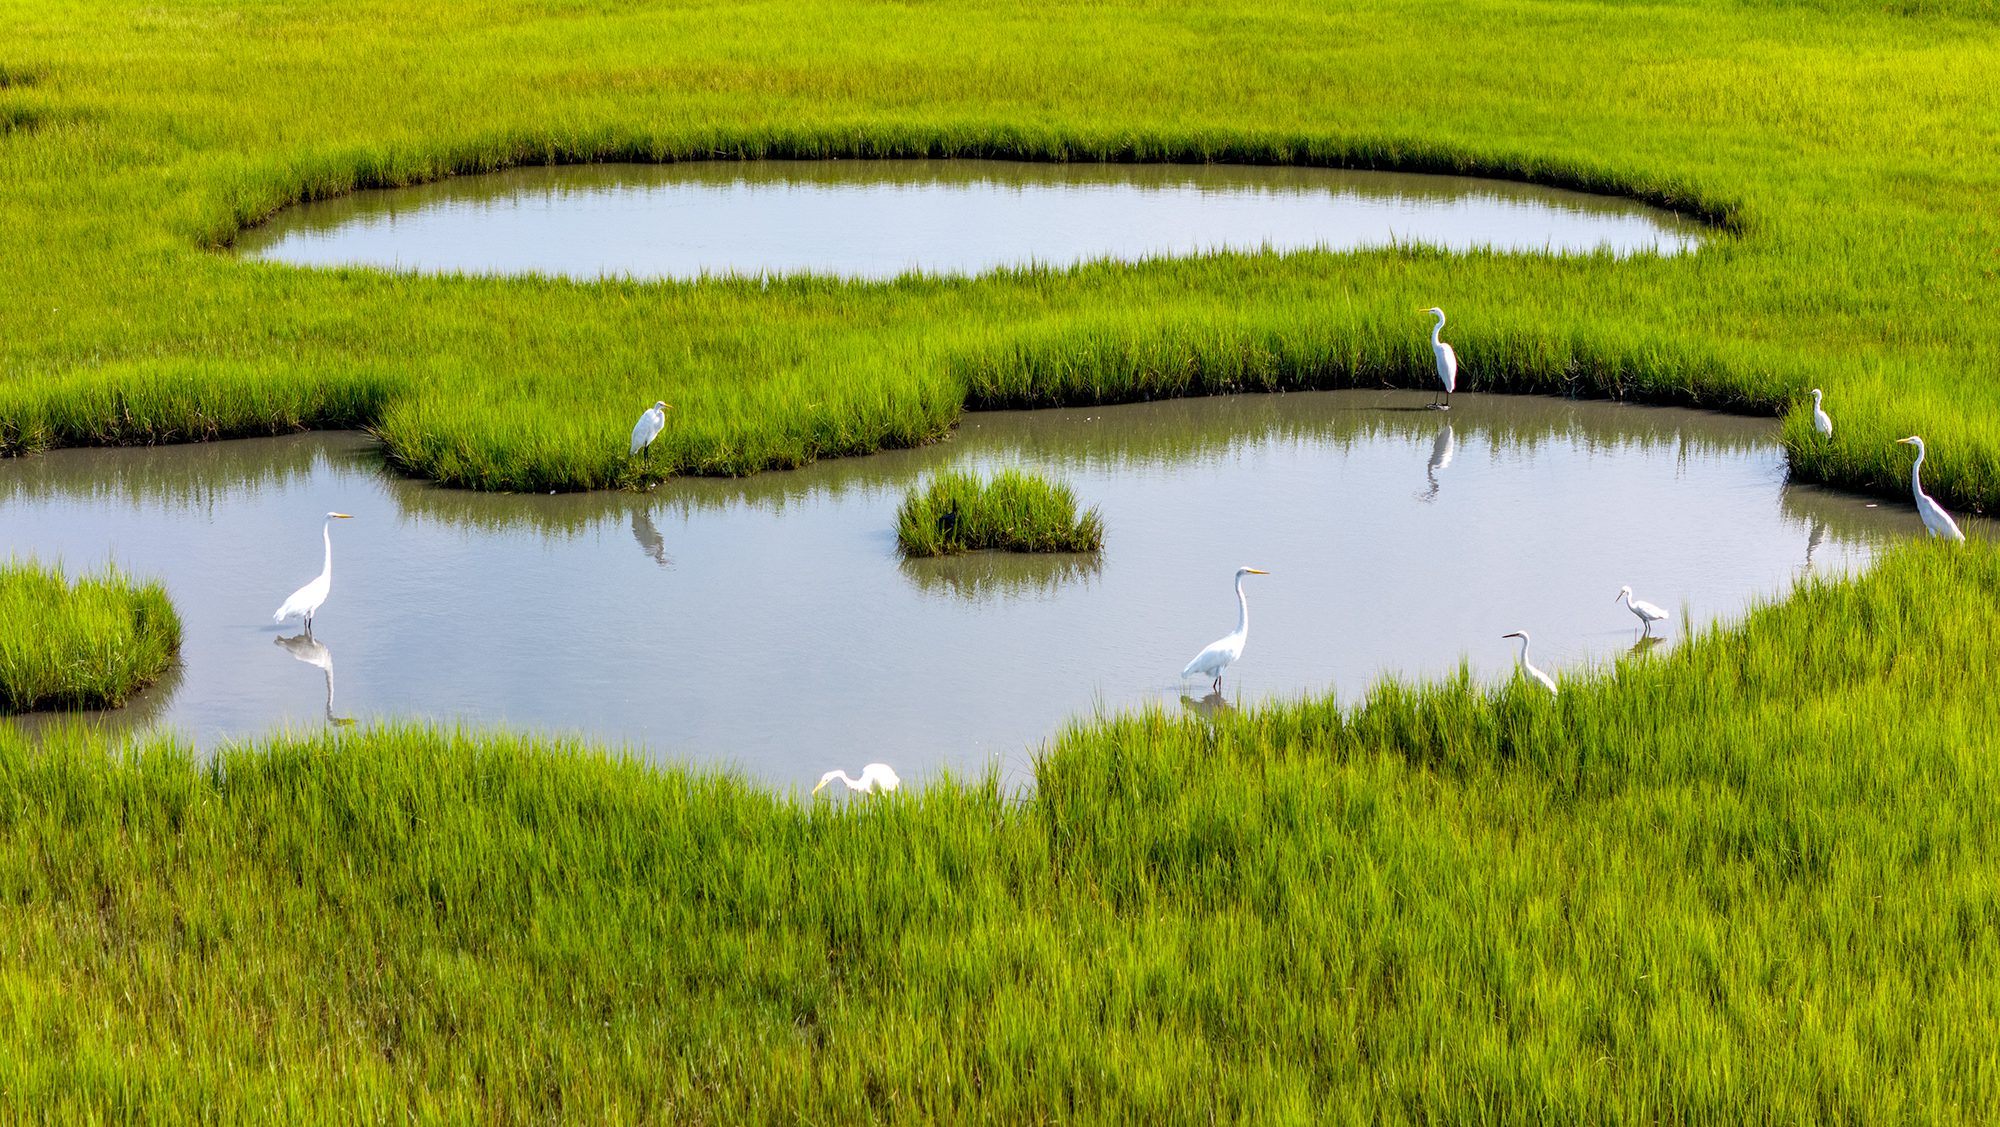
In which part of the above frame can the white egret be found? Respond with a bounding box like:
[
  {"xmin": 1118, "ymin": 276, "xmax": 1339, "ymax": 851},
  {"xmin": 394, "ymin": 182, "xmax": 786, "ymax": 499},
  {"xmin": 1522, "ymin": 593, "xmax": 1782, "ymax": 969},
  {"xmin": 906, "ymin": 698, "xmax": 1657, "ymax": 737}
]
[
  {"xmin": 629, "ymin": 400, "xmax": 671, "ymax": 456},
  {"xmin": 1614, "ymin": 585, "xmax": 1670, "ymax": 634},
  {"xmin": 272, "ymin": 512, "xmax": 354, "ymax": 635},
  {"xmin": 813, "ymin": 763, "xmax": 901, "ymax": 795},
  {"xmin": 1422, "ymin": 307, "xmax": 1458, "ymax": 410},
  {"xmin": 1810, "ymin": 388, "xmax": 1833, "ymax": 438},
  {"xmin": 1500, "ymin": 630, "xmax": 1558, "ymax": 697},
  {"xmin": 1181, "ymin": 566, "xmax": 1270, "ymax": 693},
  {"xmin": 1895, "ymin": 436, "xmax": 1965, "ymax": 541}
]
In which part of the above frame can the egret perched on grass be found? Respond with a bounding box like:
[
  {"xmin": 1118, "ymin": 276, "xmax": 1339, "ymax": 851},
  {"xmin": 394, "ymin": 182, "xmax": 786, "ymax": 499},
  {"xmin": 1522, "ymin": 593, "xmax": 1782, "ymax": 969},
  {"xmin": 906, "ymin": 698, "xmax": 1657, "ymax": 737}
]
[
  {"xmin": 1501, "ymin": 630, "xmax": 1558, "ymax": 696},
  {"xmin": 1810, "ymin": 388, "xmax": 1833, "ymax": 437},
  {"xmin": 272, "ymin": 512, "xmax": 353, "ymax": 636},
  {"xmin": 813, "ymin": 763, "xmax": 901, "ymax": 795},
  {"xmin": 629, "ymin": 400, "xmax": 671, "ymax": 456},
  {"xmin": 1615, "ymin": 585, "xmax": 1669, "ymax": 634},
  {"xmin": 1895, "ymin": 435, "xmax": 1964, "ymax": 541},
  {"xmin": 1181, "ymin": 566, "xmax": 1270, "ymax": 693},
  {"xmin": 1421, "ymin": 307, "xmax": 1457, "ymax": 410}
]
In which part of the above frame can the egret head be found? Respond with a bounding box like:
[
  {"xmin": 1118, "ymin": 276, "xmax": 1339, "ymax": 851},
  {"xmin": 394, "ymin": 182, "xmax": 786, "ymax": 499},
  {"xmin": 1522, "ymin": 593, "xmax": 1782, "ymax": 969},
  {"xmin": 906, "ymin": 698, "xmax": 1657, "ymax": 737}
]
[
  {"xmin": 1896, "ymin": 435, "xmax": 1924, "ymax": 453},
  {"xmin": 1420, "ymin": 306, "xmax": 1445, "ymax": 318},
  {"xmin": 811, "ymin": 770, "xmax": 841, "ymax": 795},
  {"xmin": 1236, "ymin": 566, "xmax": 1270, "ymax": 578},
  {"xmin": 1615, "ymin": 585, "xmax": 1633, "ymax": 602},
  {"xmin": 1810, "ymin": 388, "xmax": 1823, "ymax": 402},
  {"xmin": 1501, "ymin": 630, "xmax": 1529, "ymax": 642},
  {"xmin": 654, "ymin": 401, "xmax": 671, "ymax": 412}
]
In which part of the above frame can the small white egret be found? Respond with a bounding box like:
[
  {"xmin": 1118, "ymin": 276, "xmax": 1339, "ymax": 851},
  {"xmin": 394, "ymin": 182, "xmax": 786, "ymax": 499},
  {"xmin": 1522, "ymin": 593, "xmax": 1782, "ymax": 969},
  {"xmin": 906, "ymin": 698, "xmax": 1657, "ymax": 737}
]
[
  {"xmin": 629, "ymin": 400, "xmax": 671, "ymax": 456},
  {"xmin": 813, "ymin": 763, "xmax": 901, "ymax": 795},
  {"xmin": 1810, "ymin": 389, "xmax": 1833, "ymax": 438},
  {"xmin": 1500, "ymin": 630, "xmax": 1558, "ymax": 697},
  {"xmin": 1421, "ymin": 307, "xmax": 1458, "ymax": 410},
  {"xmin": 272, "ymin": 512, "xmax": 354, "ymax": 635},
  {"xmin": 1895, "ymin": 436, "xmax": 1965, "ymax": 542},
  {"xmin": 1181, "ymin": 566, "xmax": 1270, "ymax": 693},
  {"xmin": 1614, "ymin": 585, "xmax": 1670, "ymax": 634}
]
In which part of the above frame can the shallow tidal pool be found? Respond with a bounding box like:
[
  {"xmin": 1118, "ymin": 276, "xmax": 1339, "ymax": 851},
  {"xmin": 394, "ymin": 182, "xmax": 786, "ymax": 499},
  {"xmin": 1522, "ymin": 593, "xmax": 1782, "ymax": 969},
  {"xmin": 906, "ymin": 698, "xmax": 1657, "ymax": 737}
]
[{"xmin": 1, "ymin": 391, "xmax": 1918, "ymax": 791}]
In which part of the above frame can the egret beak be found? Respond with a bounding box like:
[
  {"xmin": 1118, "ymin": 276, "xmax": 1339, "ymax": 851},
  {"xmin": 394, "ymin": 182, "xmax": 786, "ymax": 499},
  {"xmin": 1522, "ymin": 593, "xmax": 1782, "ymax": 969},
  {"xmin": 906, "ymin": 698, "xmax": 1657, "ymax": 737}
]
[
  {"xmin": 1895, "ymin": 436, "xmax": 1917, "ymax": 445},
  {"xmin": 811, "ymin": 779, "xmax": 829, "ymax": 795},
  {"xmin": 331, "ymin": 513, "xmax": 354, "ymax": 519},
  {"xmin": 1246, "ymin": 568, "xmax": 1270, "ymax": 574}
]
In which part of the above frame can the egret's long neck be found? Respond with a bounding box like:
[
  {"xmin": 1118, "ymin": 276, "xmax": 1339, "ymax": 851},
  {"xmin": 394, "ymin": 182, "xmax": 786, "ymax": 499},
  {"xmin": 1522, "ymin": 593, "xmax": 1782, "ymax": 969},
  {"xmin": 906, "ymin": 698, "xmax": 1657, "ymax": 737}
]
[
  {"xmin": 1910, "ymin": 444, "xmax": 1926, "ymax": 495},
  {"xmin": 1430, "ymin": 314, "xmax": 1446, "ymax": 346},
  {"xmin": 320, "ymin": 520, "xmax": 335, "ymax": 582},
  {"xmin": 1516, "ymin": 636, "xmax": 1531, "ymax": 665},
  {"xmin": 1233, "ymin": 575, "xmax": 1251, "ymax": 639}
]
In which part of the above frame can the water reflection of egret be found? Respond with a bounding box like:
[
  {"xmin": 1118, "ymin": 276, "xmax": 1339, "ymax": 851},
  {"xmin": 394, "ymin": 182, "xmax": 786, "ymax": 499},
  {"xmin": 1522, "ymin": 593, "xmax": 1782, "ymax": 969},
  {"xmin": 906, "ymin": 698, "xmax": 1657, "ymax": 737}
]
[
  {"xmin": 813, "ymin": 763, "xmax": 900, "ymax": 795},
  {"xmin": 1895, "ymin": 436, "xmax": 1964, "ymax": 542},
  {"xmin": 1501, "ymin": 630, "xmax": 1558, "ymax": 697},
  {"xmin": 1628, "ymin": 635, "xmax": 1664, "ymax": 658},
  {"xmin": 275, "ymin": 632, "xmax": 352, "ymax": 725},
  {"xmin": 1182, "ymin": 566, "xmax": 1269, "ymax": 693},
  {"xmin": 629, "ymin": 507, "xmax": 672, "ymax": 568},
  {"xmin": 1418, "ymin": 423, "xmax": 1455, "ymax": 502},
  {"xmin": 272, "ymin": 512, "xmax": 353, "ymax": 635},
  {"xmin": 1179, "ymin": 691, "xmax": 1232, "ymax": 720}
]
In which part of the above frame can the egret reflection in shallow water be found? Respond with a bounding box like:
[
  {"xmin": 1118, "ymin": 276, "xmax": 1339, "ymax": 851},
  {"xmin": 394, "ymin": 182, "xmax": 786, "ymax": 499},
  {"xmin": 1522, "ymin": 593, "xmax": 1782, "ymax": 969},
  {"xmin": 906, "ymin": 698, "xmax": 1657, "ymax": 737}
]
[
  {"xmin": 276, "ymin": 632, "xmax": 352, "ymax": 725},
  {"xmin": 1418, "ymin": 423, "xmax": 1456, "ymax": 501},
  {"xmin": 630, "ymin": 506, "xmax": 672, "ymax": 568}
]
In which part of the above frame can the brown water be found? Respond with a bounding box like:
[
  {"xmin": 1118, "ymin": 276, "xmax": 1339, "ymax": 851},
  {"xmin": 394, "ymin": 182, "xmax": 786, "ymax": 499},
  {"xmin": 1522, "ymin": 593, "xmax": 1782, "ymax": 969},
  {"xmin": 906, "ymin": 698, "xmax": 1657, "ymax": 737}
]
[
  {"xmin": 0, "ymin": 391, "xmax": 1920, "ymax": 792},
  {"xmin": 233, "ymin": 160, "xmax": 1707, "ymax": 281}
]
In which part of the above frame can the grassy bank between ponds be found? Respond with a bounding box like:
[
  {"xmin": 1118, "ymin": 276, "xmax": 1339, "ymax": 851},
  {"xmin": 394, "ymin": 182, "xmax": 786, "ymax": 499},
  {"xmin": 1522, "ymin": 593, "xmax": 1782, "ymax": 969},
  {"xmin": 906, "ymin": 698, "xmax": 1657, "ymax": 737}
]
[
  {"xmin": 0, "ymin": 0, "xmax": 1998, "ymax": 509},
  {"xmin": 896, "ymin": 468, "xmax": 1102, "ymax": 556},
  {"xmin": 0, "ymin": 538, "xmax": 1994, "ymax": 1119},
  {"xmin": 0, "ymin": 561, "xmax": 179, "ymax": 713}
]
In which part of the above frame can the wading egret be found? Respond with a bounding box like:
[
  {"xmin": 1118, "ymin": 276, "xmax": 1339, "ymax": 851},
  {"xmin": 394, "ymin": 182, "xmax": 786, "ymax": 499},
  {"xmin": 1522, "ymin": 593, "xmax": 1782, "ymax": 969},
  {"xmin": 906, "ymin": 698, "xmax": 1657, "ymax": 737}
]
[
  {"xmin": 1615, "ymin": 585, "xmax": 1669, "ymax": 634},
  {"xmin": 1501, "ymin": 630, "xmax": 1558, "ymax": 696},
  {"xmin": 629, "ymin": 401, "xmax": 671, "ymax": 456},
  {"xmin": 1422, "ymin": 307, "xmax": 1458, "ymax": 410},
  {"xmin": 1810, "ymin": 389, "xmax": 1833, "ymax": 438},
  {"xmin": 273, "ymin": 512, "xmax": 354, "ymax": 635},
  {"xmin": 1181, "ymin": 566, "xmax": 1270, "ymax": 693},
  {"xmin": 1895, "ymin": 436, "xmax": 1965, "ymax": 541},
  {"xmin": 813, "ymin": 763, "xmax": 901, "ymax": 795}
]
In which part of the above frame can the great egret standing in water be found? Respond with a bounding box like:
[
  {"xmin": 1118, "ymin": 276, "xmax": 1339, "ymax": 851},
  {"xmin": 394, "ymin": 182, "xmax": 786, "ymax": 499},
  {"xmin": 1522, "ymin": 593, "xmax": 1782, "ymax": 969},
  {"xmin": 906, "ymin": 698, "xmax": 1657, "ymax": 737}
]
[
  {"xmin": 273, "ymin": 512, "xmax": 354, "ymax": 635},
  {"xmin": 1501, "ymin": 631, "xmax": 1558, "ymax": 697},
  {"xmin": 1614, "ymin": 585, "xmax": 1669, "ymax": 634},
  {"xmin": 1181, "ymin": 566, "xmax": 1270, "ymax": 693},
  {"xmin": 1895, "ymin": 436, "xmax": 1965, "ymax": 541},
  {"xmin": 813, "ymin": 763, "xmax": 901, "ymax": 795},
  {"xmin": 1810, "ymin": 389, "xmax": 1833, "ymax": 438},
  {"xmin": 630, "ymin": 400, "xmax": 671, "ymax": 456},
  {"xmin": 1422, "ymin": 307, "xmax": 1458, "ymax": 410}
]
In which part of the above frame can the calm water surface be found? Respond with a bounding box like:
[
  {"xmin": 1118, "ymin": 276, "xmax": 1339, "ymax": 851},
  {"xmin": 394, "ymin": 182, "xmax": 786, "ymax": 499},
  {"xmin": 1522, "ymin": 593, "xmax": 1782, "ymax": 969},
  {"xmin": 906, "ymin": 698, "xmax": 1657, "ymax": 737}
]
[
  {"xmin": 1, "ymin": 392, "xmax": 1918, "ymax": 791},
  {"xmin": 234, "ymin": 160, "xmax": 1707, "ymax": 281}
]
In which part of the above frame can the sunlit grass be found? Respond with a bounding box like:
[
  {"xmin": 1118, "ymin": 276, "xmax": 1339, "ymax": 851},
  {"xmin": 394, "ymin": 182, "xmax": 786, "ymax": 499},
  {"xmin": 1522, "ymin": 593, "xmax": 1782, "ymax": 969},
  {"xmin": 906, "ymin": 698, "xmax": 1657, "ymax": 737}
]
[
  {"xmin": 896, "ymin": 468, "xmax": 1102, "ymax": 556},
  {"xmin": 0, "ymin": 560, "xmax": 179, "ymax": 712}
]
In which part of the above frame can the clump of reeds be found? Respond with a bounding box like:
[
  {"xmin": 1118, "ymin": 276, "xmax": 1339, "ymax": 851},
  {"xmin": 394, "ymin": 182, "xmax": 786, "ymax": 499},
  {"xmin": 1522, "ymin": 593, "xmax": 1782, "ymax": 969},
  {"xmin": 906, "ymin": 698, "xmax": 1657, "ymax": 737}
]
[
  {"xmin": 0, "ymin": 560, "xmax": 181, "ymax": 713},
  {"xmin": 895, "ymin": 468, "xmax": 1103, "ymax": 556}
]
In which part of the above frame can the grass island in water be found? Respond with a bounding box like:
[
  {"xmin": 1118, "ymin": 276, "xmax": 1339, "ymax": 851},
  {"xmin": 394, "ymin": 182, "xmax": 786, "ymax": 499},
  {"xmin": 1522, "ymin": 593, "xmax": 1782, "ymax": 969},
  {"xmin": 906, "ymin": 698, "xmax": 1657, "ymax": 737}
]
[{"xmin": 896, "ymin": 468, "xmax": 1103, "ymax": 557}]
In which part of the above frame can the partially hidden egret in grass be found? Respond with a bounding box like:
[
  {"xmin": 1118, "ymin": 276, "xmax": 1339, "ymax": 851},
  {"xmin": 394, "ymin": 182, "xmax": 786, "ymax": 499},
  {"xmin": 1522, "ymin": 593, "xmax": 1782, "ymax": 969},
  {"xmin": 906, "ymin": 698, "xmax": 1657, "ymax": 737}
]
[
  {"xmin": 1501, "ymin": 630, "xmax": 1558, "ymax": 696},
  {"xmin": 813, "ymin": 763, "xmax": 901, "ymax": 795},
  {"xmin": 1615, "ymin": 585, "xmax": 1670, "ymax": 634},
  {"xmin": 1895, "ymin": 435, "xmax": 1964, "ymax": 541},
  {"xmin": 272, "ymin": 512, "xmax": 354, "ymax": 636},
  {"xmin": 1181, "ymin": 566, "xmax": 1270, "ymax": 693},
  {"xmin": 1422, "ymin": 307, "xmax": 1457, "ymax": 410},
  {"xmin": 629, "ymin": 401, "xmax": 671, "ymax": 456},
  {"xmin": 1810, "ymin": 389, "xmax": 1833, "ymax": 437}
]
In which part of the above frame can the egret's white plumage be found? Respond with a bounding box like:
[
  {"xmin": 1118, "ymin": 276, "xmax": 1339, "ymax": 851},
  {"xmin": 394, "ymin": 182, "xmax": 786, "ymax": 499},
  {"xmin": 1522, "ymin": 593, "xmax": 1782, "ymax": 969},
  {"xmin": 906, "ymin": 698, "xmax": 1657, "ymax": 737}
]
[
  {"xmin": 1422, "ymin": 307, "xmax": 1458, "ymax": 410},
  {"xmin": 272, "ymin": 512, "xmax": 353, "ymax": 635},
  {"xmin": 813, "ymin": 763, "xmax": 901, "ymax": 795},
  {"xmin": 1895, "ymin": 436, "xmax": 1964, "ymax": 542},
  {"xmin": 1615, "ymin": 585, "xmax": 1670, "ymax": 634},
  {"xmin": 1181, "ymin": 566, "xmax": 1270, "ymax": 692},
  {"xmin": 630, "ymin": 400, "xmax": 670, "ymax": 456},
  {"xmin": 1501, "ymin": 630, "xmax": 1558, "ymax": 697},
  {"xmin": 1810, "ymin": 388, "xmax": 1833, "ymax": 438}
]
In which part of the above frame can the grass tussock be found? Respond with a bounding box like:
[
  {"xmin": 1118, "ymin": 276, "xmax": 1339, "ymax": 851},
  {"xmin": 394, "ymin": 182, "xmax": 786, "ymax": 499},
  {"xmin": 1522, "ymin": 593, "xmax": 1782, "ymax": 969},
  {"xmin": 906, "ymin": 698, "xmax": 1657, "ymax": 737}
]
[
  {"xmin": 0, "ymin": 539, "xmax": 1994, "ymax": 1118},
  {"xmin": 0, "ymin": 560, "xmax": 180, "ymax": 713},
  {"xmin": 896, "ymin": 468, "xmax": 1102, "ymax": 556}
]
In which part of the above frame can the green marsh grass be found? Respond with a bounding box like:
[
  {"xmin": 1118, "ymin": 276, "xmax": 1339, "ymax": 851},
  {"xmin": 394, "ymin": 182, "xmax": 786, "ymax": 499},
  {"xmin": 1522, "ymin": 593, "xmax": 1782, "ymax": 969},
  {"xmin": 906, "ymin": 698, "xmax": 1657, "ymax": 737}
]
[
  {"xmin": 0, "ymin": 560, "xmax": 180, "ymax": 712},
  {"xmin": 0, "ymin": 540, "xmax": 1994, "ymax": 1119},
  {"xmin": 896, "ymin": 468, "xmax": 1102, "ymax": 556}
]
